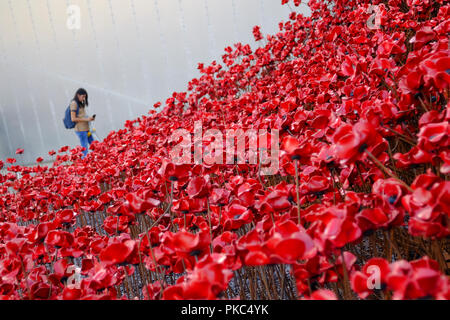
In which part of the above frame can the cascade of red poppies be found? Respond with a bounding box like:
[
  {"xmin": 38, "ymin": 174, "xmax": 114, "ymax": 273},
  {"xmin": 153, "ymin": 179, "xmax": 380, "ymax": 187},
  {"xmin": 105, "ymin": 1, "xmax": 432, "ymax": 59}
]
[{"xmin": 0, "ymin": 0, "xmax": 449, "ymax": 300}]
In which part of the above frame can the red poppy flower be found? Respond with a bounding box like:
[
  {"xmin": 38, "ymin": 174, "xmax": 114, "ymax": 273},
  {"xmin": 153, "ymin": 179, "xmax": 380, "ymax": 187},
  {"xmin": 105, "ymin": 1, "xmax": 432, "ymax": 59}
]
[
  {"xmin": 186, "ymin": 176, "xmax": 210, "ymax": 198},
  {"xmin": 262, "ymin": 220, "xmax": 316, "ymax": 264},
  {"xmin": 63, "ymin": 287, "xmax": 82, "ymax": 300},
  {"xmin": 208, "ymin": 188, "xmax": 231, "ymax": 206},
  {"xmin": 45, "ymin": 230, "xmax": 74, "ymax": 248},
  {"xmin": 158, "ymin": 161, "xmax": 191, "ymax": 183},
  {"xmin": 55, "ymin": 209, "xmax": 75, "ymax": 225},
  {"xmin": 281, "ymin": 136, "xmax": 311, "ymax": 161},
  {"xmin": 303, "ymin": 289, "xmax": 338, "ymax": 300},
  {"xmin": 163, "ymin": 253, "xmax": 233, "ymax": 300},
  {"xmin": 417, "ymin": 121, "xmax": 449, "ymax": 152},
  {"xmin": 103, "ymin": 215, "xmax": 130, "ymax": 235},
  {"xmin": 311, "ymin": 208, "xmax": 362, "ymax": 250},
  {"xmin": 30, "ymin": 282, "xmax": 51, "ymax": 300},
  {"xmin": 125, "ymin": 192, "xmax": 161, "ymax": 213},
  {"xmin": 255, "ymin": 187, "xmax": 292, "ymax": 214},
  {"xmin": 340, "ymin": 55, "xmax": 356, "ymax": 77},
  {"xmin": 253, "ymin": 26, "xmax": 263, "ymax": 42},
  {"xmin": 88, "ymin": 268, "xmax": 119, "ymax": 292},
  {"xmin": 58, "ymin": 146, "xmax": 69, "ymax": 153},
  {"xmin": 386, "ymin": 257, "xmax": 448, "ymax": 300},
  {"xmin": 409, "ymin": 27, "xmax": 436, "ymax": 50},
  {"xmin": 143, "ymin": 282, "xmax": 162, "ymax": 300},
  {"xmin": 221, "ymin": 203, "xmax": 254, "ymax": 230},
  {"xmin": 99, "ymin": 240, "xmax": 136, "ymax": 266},
  {"xmin": 351, "ymin": 258, "xmax": 390, "ymax": 298},
  {"xmin": 306, "ymin": 176, "xmax": 330, "ymax": 193},
  {"xmin": 333, "ymin": 120, "xmax": 382, "ymax": 164}
]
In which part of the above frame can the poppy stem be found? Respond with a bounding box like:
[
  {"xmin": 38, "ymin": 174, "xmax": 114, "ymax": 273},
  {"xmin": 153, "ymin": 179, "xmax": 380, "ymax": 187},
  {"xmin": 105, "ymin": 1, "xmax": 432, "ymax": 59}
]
[
  {"xmin": 256, "ymin": 266, "xmax": 273, "ymax": 299},
  {"xmin": 123, "ymin": 270, "xmax": 134, "ymax": 299},
  {"xmin": 387, "ymin": 142, "xmax": 399, "ymax": 177},
  {"xmin": 381, "ymin": 124, "xmax": 416, "ymax": 145},
  {"xmin": 306, "ymin": 278, "xmax": 313, "ymax": 297},
  {"xmin": 19, "ymin": 257, "xmax": 32, "ymax": 300},
  {"xmin": 235, "ymin": 165, "xmax": 241, "ymax": 177},
  {"xmin": 384, "ymin": 229, "xmax": 392, "ymax": 262},
  {"xmin": 331, "ymin": 172, "xmax": 337, "ymax": 205},
  {"xmin": 247, "ymin": 268, "xmax": 256, "ymax": 299},
  {"xmin": 275, "ymin": 265, "xmax": 286, "ymax": 299},
  {"xmin": 136, "ymin": 219, "xmax": 151, "ymax": 299},
  {"xmin": 294, "ymin": 159, "xmax": 301, "ymax": 225},
  {"xmin": 47, "ymin": 247, "xmax": 58, "ymax": 299},
  {"xmin": 330, "ymin": 167, "xmax": 344, "ymax": 201},
  {"xmin": 364, "ymin": 149, "xmax": 413, "ymax": 192},
  {"xmin": 167, "ymin": 181, "xmax": 175, "ymax": 230},
  {"xmin": 380, "ymin": 78, "xmax": 400, "ymax": 101},
  {"xmin": 355, "ymin": 162, "xmax": 370, "ymax": 193},
  {"xmin": 337, "ymin": 35, "xmax": 360, "ymax": 57},
  {"xmin": 384, "ymin": 228, "xmax": 403, "ymax": 260},
  {"xmin": 147, "ymin": 236, "xmax": 165, "ymax": 294}
]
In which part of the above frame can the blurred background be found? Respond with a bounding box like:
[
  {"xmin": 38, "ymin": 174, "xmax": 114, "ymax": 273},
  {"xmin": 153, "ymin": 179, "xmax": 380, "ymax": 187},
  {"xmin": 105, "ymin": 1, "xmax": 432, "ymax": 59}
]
[{"xmin": 0, "ymin": 0, "xmax": 310, "ymax": 165}]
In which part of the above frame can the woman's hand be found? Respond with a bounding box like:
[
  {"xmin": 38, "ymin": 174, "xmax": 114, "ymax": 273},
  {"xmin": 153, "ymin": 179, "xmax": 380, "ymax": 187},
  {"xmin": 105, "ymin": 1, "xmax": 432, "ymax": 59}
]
[{"xmin": 87, "ymin": 117, "xmax": 95, "ymax": 122}]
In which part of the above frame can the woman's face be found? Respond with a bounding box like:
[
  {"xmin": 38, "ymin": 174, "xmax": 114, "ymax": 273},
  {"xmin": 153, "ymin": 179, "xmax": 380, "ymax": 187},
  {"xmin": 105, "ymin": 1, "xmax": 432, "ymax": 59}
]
[{"xmin": 78, "ymin": 94, "xmax": 86, "ymax": 102}]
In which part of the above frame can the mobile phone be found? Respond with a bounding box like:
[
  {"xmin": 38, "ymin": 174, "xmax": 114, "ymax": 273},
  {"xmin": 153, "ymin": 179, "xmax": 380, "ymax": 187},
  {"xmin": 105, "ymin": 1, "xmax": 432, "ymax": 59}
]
[{"xmin": 93, "ymin": 114, "xmax": 96, "ymax": 119}]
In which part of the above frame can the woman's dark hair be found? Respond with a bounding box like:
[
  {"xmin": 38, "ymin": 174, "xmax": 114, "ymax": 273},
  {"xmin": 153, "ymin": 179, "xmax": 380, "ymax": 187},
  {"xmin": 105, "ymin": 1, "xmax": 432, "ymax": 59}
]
[{"xmin": 73, "ymin": 88, "xmax": 89, "ymax": 107}]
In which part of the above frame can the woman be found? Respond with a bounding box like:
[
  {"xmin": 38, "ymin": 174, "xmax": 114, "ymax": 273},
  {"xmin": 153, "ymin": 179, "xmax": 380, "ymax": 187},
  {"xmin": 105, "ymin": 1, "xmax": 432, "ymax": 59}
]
[{"xmin": 70, "ymin": 88, "xmax": 95, "ymax": 159}]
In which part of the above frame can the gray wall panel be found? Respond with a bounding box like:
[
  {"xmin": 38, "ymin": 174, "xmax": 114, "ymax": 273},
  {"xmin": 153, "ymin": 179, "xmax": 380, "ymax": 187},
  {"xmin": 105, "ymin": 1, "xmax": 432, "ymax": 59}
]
[{"xmin": 0, "ymin": 0, "xmax": 309, "ymax": 165}]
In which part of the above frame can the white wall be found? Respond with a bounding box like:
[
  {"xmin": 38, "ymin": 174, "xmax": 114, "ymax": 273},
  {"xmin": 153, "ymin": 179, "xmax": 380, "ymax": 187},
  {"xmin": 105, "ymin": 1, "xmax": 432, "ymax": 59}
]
[{"xmin": 0, "ymin": 0, "xmax": 309, "ymax": 165}]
